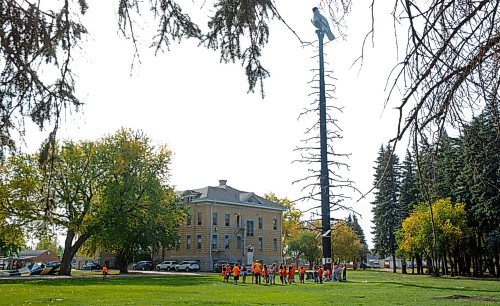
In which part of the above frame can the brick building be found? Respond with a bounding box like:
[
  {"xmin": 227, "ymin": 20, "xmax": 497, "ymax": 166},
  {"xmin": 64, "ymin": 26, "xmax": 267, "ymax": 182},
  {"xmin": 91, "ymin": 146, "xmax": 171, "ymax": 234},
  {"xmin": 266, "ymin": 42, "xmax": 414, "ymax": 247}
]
[{"xmin": 155, "ymin": 180, "xmax": 286, "ymax": 271}]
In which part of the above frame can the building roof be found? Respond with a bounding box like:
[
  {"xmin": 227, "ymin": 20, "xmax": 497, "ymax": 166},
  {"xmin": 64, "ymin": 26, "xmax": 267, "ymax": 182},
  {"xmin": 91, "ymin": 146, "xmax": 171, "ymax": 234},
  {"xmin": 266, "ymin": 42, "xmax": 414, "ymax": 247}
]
[
  {"xmin": 19, "ymin": 250, "xmax": 49, "ymax": 257},
  {"xmin": 180, "ymin": 180, "xmax": 286, "ymax": 211}
]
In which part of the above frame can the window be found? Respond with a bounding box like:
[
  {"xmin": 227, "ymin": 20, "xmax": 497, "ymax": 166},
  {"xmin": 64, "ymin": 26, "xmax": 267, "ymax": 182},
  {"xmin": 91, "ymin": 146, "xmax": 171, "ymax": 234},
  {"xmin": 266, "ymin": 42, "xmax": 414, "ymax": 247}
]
[
  {"xmin": 246, "ymin": 220, "xmax": 254, "ymax": 237},
  {"xmin": 212, "ymin": 234, "xmax": 218, "ymax": 250},
  {"xmin": 187, "ymin": 235, "xmax": 191, "ymax": 249},
  {"xmin": 236, "ymin": 235, "xmax": 242, "ymax": 250},
  {"xmin": 258, "ymin": 217, "xmax": 263, "ymax": 229},
  {"xmin": 258, "ymin": 237, "xmax": 263, "ymax": 251},
  {"xmin": 186, "ymin": 215, "xmax": 191, "ymax": 226},
  {"xmin": 197, "ymin": 212, "xmax": 202, "ymax": 226},
  {"xmin": 273, "ymin": 218, "xmax": 277, "ymax": 230},
  {"xmin": 273, "ymin": 238, "xmax": 278, "ymax": 252},
  {"xmin": 212, "ymin": 212, "xmax": 218, "ymax": 226},
  {"xmin": 225, "ymin": 214, "xmax": 230, "ymax": 227},
  {"xmin": 197, "ymin": 234, "xmax": 202, "ymax": 249},
  {"xmin": 224, "ymin": 235, "xmax": 230, "ymax": 249}
]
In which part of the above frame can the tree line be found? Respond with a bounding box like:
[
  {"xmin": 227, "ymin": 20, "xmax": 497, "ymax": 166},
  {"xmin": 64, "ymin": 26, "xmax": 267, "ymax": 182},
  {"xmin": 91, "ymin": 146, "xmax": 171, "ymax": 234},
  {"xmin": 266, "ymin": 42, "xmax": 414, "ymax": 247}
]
[
  {"xmin": 0, "ymin": 128, "xmax": 185, "ymax": 275},
  {"xmin": 372, "ymin": 106, "xmax": 499, "ymax": 277}
]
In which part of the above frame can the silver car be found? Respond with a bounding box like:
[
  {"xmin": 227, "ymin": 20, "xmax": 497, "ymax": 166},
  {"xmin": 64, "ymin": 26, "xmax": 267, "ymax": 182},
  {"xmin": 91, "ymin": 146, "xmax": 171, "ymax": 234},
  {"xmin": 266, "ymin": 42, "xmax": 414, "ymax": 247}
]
[
  {"xmin": 175, "ymin": 261, "xmax": 200, "ymax": 272},
  {"xmin": 156, "ymin": 260, "xmax": 178, "ymax": 271}
]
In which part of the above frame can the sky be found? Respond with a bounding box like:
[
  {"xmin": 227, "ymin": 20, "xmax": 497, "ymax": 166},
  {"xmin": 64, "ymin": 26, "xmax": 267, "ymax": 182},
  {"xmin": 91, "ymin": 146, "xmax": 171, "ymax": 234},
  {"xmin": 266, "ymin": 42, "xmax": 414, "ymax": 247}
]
[{"xmin": 24, "ymin": 1, "xmax": 408, "ymax": 249}]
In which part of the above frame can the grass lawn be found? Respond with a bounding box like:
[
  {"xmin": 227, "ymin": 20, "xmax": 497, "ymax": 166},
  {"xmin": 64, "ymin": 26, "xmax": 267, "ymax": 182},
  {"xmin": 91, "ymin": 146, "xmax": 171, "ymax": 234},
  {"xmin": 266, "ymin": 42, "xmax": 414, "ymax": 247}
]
[{"xmin": 0, "ymin": 270, "xmax": 498, "ymax": 305}]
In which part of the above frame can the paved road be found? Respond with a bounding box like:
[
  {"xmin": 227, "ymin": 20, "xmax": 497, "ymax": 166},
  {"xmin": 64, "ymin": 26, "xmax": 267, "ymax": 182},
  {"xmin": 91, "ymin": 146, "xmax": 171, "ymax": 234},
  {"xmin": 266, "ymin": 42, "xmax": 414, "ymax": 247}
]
[{"xmin": 0, "ymin": 270, "xmax": 206, "ymax": 280}]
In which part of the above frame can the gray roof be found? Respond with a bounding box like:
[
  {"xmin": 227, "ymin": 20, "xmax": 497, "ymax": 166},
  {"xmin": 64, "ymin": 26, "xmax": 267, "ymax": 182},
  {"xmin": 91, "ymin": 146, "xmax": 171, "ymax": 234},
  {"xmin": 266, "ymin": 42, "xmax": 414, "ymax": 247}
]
[
  {"xmin": 181, "ymin": 184, "xmax": 286, "ymax": 211},
  {"xmin": 19, "ymin": 250, "xmax": 49, "ymax": 257}
]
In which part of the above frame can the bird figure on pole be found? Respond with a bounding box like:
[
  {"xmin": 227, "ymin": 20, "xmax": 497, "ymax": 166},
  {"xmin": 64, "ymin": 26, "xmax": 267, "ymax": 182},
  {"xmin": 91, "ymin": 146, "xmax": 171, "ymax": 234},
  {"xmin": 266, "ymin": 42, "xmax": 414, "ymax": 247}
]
[{"xmin": 311, "ymin": 7, "xmax": 335, "ymax": 41}]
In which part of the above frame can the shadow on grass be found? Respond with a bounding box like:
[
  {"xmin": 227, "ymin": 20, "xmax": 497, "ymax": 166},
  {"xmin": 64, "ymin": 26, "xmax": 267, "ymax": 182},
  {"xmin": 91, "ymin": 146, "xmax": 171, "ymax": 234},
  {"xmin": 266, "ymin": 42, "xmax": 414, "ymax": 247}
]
[
  {"xmin": 381, "ymin": 281, "xmax": 500, "ymax": 293},
  {"xmin": 0, "ymin": 275, "xmax": 215, "ymax": 287}
]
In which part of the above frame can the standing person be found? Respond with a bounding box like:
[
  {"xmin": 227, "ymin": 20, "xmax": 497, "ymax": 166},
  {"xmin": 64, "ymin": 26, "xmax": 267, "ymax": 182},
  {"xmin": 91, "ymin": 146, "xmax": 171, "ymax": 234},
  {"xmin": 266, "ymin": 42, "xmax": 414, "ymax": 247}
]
[
  {"xmin": 287, "ymin": 266, "xmax": 293, "ymax": 284},
  {"xmin": 342, "ymin": 264, "xmax": 347, "ymax": 282},
  {"xmin": 313, "ymin": 265, "xmax": 318, "ymax": 283},
  {"xmin": 253, "ymin": 260, "xmax": 262, "ymax": 285},
  {"xmin": 269, "ymin": 264, "xmax": 276, "ymax": 285},
  {"xmin": 290, "ymin": 266, "xmax": 296, "ymax": 283},
  {"xmin": 333, "ymin": 264, "xmax": 339, "ymax": 282},
  {"xmin": 221, "ymin": 264, "xmax": 227, "ymax": 282},
  {"xmin": 262, "ymin": 264, "xmax": 269, "ymax": 285},
  {"xmin": 279, "ymin": 264, "xmax": 285, "ymax": 284},
  {"xmin": 232, "ymin": 263, "xmax": 240, "ymax": 285},
  {"xmin": 326, "ymin": 266, "xmax": 331, "ymax": 282},
  {"xmin": 299, "ymin": 266, "xmax": 305, "ymax": 284},
  {"xmin": 102, "ymin": 265, "xmax": 108, "ymax": 280},
  {"xmin": 317, "ymin": 266, "xmax": 323, "ymax": 284},
  {"xmin": 225, "ymin": 264, "xmax": 231, "ymax": 283},
  {"xmin": 241, "ymin": 264, "xmax": 248, "ymax": 283}
]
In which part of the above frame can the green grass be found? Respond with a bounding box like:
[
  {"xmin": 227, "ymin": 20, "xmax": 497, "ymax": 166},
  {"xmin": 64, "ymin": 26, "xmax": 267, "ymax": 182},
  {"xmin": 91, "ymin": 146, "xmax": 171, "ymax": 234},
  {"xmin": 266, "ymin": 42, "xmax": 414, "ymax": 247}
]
[{"xmin": 0, "ymin": 270, "xmax": 498, "ymax": 305}]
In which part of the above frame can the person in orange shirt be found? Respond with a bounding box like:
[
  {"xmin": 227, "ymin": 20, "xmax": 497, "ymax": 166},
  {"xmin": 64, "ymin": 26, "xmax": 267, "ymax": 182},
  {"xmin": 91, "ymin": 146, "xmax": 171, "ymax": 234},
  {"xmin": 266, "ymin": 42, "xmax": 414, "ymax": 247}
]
[
  {"xmin": 102, "ymin": 265, "xmax": 108, "ymax": 280},
  {"xmin": 317, "ymin": 266, "xmax": 324, "ymax": 284},
  {"xmin": 232, "ymin": 263, "xmax": 240, "ymax": 285},
  {"xmin": 253, "ymin": 260, "xmax": 262, "ymax": 285},
  {"xmin": 225, "ymin": 264, "xmax": 231, "ymax": 283},
  {"xmin": 299, "ymin": 266, "xmax": 305, "ymax": 284},
  {"xmin": 279, "ymin": 264, "xmax": 286, "ymax": 284},
  {"xmin": 287, "ymin": 266, "xmax": 292, "ymax": 284}
]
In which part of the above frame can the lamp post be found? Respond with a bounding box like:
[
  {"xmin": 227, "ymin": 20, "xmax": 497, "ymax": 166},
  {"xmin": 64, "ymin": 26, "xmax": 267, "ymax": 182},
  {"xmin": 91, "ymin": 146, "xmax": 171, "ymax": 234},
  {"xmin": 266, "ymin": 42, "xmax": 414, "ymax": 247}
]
[{"xmin": 312, "ymin": 7, "xmax": 335, "ymax": 268}]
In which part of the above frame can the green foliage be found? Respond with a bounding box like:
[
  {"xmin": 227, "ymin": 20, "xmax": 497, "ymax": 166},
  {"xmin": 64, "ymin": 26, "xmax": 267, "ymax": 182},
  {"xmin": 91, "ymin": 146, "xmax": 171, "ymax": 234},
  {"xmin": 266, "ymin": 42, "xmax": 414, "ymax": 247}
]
[
  {"xmin": 86, "ymin": 129, "xmax": 185, "ymax": 272},
  {"xmin": 371, "ymin": 144, "xmax": 401, "ymax": 258},
  {"xmin": 264, "ymin": 193, "xmax": 302, "ymax": 256},
  {"xmin": 287, "ymin": 230, "xmax": 321, "ymax": 267},
  {"xmin": 331, "ymin": 222, "xmax": 362, "ymax": 262},
  {"xmin": 398, "ymin": 198, "xmax": 469, "ymax": 258},
  {"xmin": 0, "ymin": 272, "xmax": 499, "ymax": 305}
]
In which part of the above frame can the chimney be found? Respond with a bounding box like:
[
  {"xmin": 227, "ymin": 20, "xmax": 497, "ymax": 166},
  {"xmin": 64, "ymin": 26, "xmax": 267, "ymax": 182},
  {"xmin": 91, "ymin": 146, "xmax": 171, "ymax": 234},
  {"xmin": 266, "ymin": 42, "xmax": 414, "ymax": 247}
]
[{"xmin": 219, "ymin": 179, "xmax": 227, "ymax": 188}]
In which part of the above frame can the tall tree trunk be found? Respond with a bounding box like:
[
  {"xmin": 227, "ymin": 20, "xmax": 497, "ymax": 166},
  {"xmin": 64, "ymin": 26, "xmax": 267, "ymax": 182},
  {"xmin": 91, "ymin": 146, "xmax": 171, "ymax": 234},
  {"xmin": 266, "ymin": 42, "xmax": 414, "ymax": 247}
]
[
  {"xmin": 402, "ymin": 258, "xmax": 407, "ymax": 274},
  {"xmin": 392, "ymin": 253, "xmax": 397, "ymax": 273},
  {"xmin": 118, "ymin": 249, "xmax": 129, "ymax": 274},
  {"xmin": 59, "ymin": 230, "xmax": 90, "ymax": 276},
  {"xmin": 494, "ymin": 253, "xmax": 500, "ymax": 278},
  {"xmin": 411, "ymin": 256, "xmax": 414, "ymax": 275}
]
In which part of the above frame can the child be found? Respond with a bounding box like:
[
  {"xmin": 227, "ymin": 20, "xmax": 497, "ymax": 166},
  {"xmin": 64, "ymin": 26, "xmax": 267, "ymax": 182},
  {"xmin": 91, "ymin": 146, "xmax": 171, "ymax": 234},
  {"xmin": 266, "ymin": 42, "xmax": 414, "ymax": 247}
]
[
  {"xmin": 232, "ymin": 263, "xmax": 240, "ymax": 285},
  {"xmin": 225, "ymin": 264, "xmax": 231, "ymax": 283},
  {"xmin": 241, "ymin": 264, "xmax": 247, "ymax": 283},
  {"xmin": 221, "ymin": 264, "xmax": 227, "ymax": 282},
  {"xmin": 287, "ymin": 266, "xmax": 293, "ymax": 284},
  {"xmin": 263, "ymin": 264, "xmax": 269, "ymax": 285},
  {"xmin": 102, "ymin": 265, "xmax": 108, "ymax": 280},
  {"xmin": 290, "ymin": 266, "xmax": 296, "ymax": 283},
  {"xmin": 313, "ymin": 265, "xmax": 318, "ymax": 283},
  {"xmin": 279, "ymin": 264, "xmax": 286, "ymax": 284},
  {"xmin": 299, "ymin": 266, "xmax": 305, "ymax": 284},
  {"xmin": 269, "ymin": 264, "xmax": 276, "ymax": 285},
  {"xmin": 317, "ymin": 266, "xmax": 323, "ymax": 284}
]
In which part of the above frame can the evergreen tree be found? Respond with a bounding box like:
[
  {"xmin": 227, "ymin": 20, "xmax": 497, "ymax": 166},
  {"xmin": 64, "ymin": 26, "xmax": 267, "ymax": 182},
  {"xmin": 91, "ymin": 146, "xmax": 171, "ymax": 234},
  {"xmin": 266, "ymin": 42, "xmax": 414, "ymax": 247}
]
[
  {"xmin": 371, "ymin": 144, "xmax": 401, "ymax": 273},
  {"xmin": 399, "ymin": 150, "xmax": 420, "ymax": 221}
]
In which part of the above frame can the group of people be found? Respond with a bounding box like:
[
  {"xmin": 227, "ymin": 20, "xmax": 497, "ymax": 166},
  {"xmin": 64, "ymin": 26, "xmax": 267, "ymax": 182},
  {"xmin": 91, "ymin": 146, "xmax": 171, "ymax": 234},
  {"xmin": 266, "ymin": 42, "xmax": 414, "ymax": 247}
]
[{"xmin": 221, "ymin": 260, "xmax": 347, "ymax": 285}]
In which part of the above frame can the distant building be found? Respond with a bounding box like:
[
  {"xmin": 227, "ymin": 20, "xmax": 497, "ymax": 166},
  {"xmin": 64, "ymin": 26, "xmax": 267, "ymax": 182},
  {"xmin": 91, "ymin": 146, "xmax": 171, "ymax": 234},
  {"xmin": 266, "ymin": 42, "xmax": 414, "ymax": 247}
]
[
  {"xmin": 2, "ymin": 250, "xmax": 60, "ymax": 269},
  {"xmin": 155, "ymin": 180, "xmax": 286, "ymax": 271}
]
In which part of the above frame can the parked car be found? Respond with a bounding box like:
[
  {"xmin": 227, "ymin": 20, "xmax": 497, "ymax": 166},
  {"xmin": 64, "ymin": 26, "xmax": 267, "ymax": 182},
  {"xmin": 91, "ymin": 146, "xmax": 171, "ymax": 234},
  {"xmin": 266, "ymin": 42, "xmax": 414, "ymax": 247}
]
[
  {"xmin": 132, "ymin": 261, "xmax": 154, "ymax": 271},
  {"xmin": 156, "ymin": 260, "xmax": 179, "ymax": 271},
  {"xmin": 175, "ymin": 261, "xmax": 200, "ymax": 272},
  {"xmin": 360, "ymin": 263, "xmax": 371, "ymax": 269},
  {"xmin": 372, "ymin": 261, "xmax": 381, "ymax": 268},
  {"xmin": 82, "ymin": 262, "xmax": 101, "ymax": 271},
  {"xmin": 213, "ymin": 261, "xmax": 235, "ymax": 273}
]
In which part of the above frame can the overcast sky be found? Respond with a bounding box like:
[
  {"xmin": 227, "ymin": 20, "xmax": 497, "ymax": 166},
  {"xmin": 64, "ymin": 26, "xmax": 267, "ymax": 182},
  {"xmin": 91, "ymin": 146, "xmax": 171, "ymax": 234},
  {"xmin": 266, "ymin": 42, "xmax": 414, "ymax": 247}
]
[{"xmin": 24, "ymin": 1, "xmax": 408, "ymax": 248}]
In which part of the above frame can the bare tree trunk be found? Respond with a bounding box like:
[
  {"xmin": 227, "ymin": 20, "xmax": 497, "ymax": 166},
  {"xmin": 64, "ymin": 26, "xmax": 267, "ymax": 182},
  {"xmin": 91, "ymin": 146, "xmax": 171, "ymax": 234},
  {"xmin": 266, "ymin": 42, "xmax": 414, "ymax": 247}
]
[
  {"xmin": 392, "ymin": 254, "xmax": 397, "ymax": 273},
  {"xmin": 59, "ymin": 230, "xmax": 90, "ymax": 276}
]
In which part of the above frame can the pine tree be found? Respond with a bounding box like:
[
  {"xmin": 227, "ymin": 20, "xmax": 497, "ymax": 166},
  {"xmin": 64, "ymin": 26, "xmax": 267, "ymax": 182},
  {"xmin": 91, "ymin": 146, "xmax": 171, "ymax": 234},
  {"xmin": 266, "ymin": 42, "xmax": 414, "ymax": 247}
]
[{"xmin": 371, "ymin": 144, "xmax": 401, "ymax": 273}]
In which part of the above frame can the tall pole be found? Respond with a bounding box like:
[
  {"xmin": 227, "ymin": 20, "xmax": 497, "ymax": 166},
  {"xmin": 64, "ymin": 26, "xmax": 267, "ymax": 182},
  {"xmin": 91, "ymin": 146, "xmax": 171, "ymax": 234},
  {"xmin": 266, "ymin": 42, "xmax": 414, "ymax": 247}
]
[{"xmin": 317, "ymin": 29, "xmax": 332, "ymax": 267}]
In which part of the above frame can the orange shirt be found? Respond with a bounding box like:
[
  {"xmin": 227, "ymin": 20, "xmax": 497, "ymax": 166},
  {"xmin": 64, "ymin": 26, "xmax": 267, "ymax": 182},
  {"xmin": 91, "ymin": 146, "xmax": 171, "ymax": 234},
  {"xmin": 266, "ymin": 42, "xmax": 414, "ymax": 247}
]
[
  {"xmin": 300, "ymin": 267, "xmax": 305, "ymax": 274},
  {"xmin": 102, "ymin": 266, "xmax": 108, "ymax": 273},
  {"xmin": 225, "ymin": 266, "xmax": 231, "ymax": 276},
  {"xmin": 233, "ymin": 266, "xmax": 240, "ymax": 276},
  {"xmin": 254, "ymin": 262, "xmax": 262, "ymax": 273}
]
